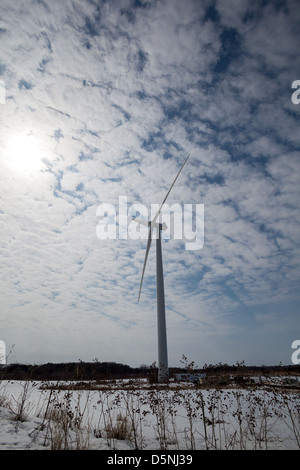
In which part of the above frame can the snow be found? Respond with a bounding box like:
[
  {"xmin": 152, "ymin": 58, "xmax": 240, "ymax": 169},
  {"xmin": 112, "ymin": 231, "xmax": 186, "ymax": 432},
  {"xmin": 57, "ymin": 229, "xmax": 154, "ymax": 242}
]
[
  {"xmin": 0, "ymin": 406, "xmax": 48, "ymax": 450},
  {"xmin": 0, "ymin": 380, "xmax": 299, "ymax": 450}
]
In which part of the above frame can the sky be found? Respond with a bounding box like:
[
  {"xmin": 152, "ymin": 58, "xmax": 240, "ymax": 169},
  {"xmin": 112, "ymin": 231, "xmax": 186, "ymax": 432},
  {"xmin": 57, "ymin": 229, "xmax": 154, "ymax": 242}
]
[{"xmin": 0, "ymin": 0, "xmax": 299, "ymax": 369}]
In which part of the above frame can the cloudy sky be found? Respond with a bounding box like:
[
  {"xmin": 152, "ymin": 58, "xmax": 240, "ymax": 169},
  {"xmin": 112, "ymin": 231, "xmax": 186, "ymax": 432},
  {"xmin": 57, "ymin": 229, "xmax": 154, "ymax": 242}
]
[{"xmin": 0, "ymin": 0, "xmax": 299, "ymax": 368}]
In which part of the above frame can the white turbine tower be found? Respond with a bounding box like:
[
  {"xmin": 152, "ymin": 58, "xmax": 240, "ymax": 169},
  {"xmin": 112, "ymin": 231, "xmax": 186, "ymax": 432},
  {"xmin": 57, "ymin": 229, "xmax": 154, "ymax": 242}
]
[{"xmin": 134, "ymin": 154, "xmax": 190, "ymax": 382}]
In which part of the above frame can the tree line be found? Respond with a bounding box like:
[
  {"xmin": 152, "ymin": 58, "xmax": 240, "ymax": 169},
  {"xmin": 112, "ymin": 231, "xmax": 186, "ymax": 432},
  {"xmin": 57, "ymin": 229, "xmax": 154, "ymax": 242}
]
[
  {"xmin": 0, "ymin": 361, "xmax": 144, "ymax": 381},
  {"xmin": 0, "ymin": 360, "xmax": 299, "ymax": 381}
]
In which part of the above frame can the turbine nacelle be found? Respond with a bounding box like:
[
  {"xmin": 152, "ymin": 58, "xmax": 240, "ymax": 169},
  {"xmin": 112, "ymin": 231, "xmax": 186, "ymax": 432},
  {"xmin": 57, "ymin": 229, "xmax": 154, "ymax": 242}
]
[{"xmin": 131, "ymin": 217, "xmax": 168, "ymax": 232}]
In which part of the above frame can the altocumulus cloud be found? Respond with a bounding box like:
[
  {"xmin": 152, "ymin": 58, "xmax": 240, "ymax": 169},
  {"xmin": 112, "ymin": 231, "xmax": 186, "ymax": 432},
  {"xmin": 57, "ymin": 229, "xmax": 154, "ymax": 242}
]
[{"xmin": 0, "ymin": 0, "xmax": 299, "ymax": 367}]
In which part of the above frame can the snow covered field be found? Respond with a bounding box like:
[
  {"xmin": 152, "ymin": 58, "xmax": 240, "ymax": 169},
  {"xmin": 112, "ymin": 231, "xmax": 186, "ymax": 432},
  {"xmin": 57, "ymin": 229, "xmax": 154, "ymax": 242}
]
[{"xmin": 0, "ymin": 380, "xmax": 299, "ymax": 450}]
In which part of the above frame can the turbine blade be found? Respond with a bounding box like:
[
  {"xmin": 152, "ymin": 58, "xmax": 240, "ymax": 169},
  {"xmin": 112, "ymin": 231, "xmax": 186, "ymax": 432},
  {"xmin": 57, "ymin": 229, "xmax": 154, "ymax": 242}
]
[
  {"xmin": 138, "ymin": 154, "xmax": 190, "ymax": 301},
  {"xmin": 138, "ymin": 231, "xmax": 152, "ymax": 302},
  {"xmin": 131, "ymin": 218, "xmax": 150, "ymax": 227},
  {"xmin": 152, "ymin": 153, "xmax": 190, "ymax": 226}
]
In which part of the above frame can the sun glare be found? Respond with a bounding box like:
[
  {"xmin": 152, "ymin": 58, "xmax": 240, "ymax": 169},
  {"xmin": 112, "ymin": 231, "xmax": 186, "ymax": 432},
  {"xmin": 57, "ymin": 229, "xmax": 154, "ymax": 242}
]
[{"xmin": 3, "ymin": 132, "xmax": 45, "ymax": 174}]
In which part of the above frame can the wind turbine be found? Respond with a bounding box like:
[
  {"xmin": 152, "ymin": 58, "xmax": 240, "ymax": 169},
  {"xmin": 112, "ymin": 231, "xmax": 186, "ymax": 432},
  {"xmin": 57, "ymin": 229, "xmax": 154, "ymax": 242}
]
[{"xmin": 134, "ymin": 153, "xmax": 190, "ymax": 382}]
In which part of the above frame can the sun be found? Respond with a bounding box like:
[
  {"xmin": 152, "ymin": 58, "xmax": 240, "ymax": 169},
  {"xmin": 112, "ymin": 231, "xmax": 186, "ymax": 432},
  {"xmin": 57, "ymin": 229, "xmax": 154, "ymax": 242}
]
[{"xmin": 3, "ymin": 131, "xmax": 45, "ymax": 174}]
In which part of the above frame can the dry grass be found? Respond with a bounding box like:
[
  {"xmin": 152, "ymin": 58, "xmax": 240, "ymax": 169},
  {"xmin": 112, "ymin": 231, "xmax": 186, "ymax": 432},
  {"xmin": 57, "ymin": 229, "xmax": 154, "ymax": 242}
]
[{"xmin": 0, "ymin": 379, "xmax": 299, "ymax": 450}]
